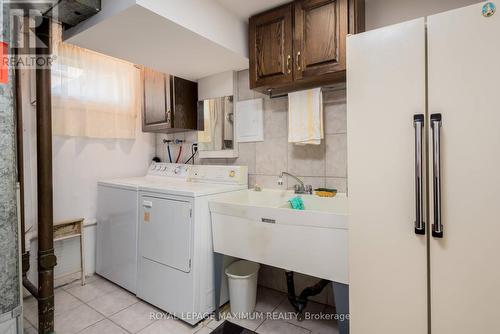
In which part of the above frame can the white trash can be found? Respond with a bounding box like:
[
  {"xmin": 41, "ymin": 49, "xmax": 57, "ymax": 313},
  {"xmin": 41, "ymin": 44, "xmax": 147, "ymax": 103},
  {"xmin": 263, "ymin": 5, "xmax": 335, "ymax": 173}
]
[{"xmin": 225, "ymin": 260, "xmax": 261, "ymax": 314}]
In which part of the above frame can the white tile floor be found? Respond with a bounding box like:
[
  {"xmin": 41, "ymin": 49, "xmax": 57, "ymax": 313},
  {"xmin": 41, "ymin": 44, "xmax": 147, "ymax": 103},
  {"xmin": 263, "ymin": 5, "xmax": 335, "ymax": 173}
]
[{"xmin": 23, "ymin": 275, "xmax": 339, "ymax": 334}]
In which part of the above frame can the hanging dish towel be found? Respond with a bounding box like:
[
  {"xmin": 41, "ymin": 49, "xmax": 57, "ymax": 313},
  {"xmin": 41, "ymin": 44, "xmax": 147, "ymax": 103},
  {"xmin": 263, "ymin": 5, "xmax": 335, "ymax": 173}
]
[{"xmin": 288, "ymin": 88, "xmax": 324, "ymax": 145}]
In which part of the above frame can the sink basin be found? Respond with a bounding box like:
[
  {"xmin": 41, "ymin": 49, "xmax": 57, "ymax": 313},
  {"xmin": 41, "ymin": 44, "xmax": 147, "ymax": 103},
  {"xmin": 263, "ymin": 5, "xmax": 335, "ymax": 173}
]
[
  {"xmin": 279, "ymin": 193, "xmax": 348, "ymax": 213},
  {"xmin": 209, "ymin": 189, "xmax": 349, "ymax": 283},
  {"xmin": 209, "ymin": 189, "xmax": 348, "ymax": 229}
]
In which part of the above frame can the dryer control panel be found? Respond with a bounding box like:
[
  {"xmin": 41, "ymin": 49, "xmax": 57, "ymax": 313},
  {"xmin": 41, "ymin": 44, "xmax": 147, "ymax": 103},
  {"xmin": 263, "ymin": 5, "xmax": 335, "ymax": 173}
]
[
  {"xmin": 189, "ymin": 165, "xmax": 248, "ymax": 185},
  {"xmin": 147, "ymin": 163, "xmax": 248, "ymax": 185},
  {"xmin": 147, "ymin": 163, "xmax": 190, "ymax": 179}
]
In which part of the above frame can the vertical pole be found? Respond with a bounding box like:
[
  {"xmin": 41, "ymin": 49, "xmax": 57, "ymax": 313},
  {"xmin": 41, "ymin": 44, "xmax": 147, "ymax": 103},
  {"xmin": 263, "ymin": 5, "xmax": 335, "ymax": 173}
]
[
  {"xmin": 80, "ymin": 221, "xmax": 86, "ymax": 286},
  {"xmin": 213, "ymin": 252, "xmax": 223, "ymax": 321},
  {"xmin": 332, "ymin": 282, "xmax": 350, "ymax": 334},
  {"xmin": 14, "ymin": 36, "xmax": 30, "ymax": 278},
  {"xmin": 36, "ymin": 17, "xmax": 57, "ymax": 334}
]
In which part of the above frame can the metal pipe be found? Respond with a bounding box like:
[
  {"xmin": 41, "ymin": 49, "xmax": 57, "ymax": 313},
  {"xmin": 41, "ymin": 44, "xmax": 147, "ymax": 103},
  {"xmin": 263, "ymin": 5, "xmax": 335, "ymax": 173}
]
[
  {"xmin": 285, "ymin": 271, "xmax": 331, "ymax": 319},
  {"xmin": 36, "ymin": 17, "xmax": 57, "ymax": 333},
  {"xmin": 14, "ymin": 47, "xmax": 25, "ymax": 256},
  {"xmin": 14, "ymin": 39, "xmax": 33, "ymax": 284},
  {"xmin": 22, "ymin": 277, "xmax": 38, "ymax": 299},
  {"xmin": 285, "ymin": 271, "xmax": 300, "ymax": 310},
  {"xmin": 278, "ymin": 172, "xmax": 304, "ymax": 187}
]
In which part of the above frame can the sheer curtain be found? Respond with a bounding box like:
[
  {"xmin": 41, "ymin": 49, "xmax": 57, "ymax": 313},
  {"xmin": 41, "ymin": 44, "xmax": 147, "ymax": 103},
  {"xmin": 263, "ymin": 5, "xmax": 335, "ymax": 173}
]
[{"xmin": 52, "ymin": 42, "xmax": 140, "ymax": 139}]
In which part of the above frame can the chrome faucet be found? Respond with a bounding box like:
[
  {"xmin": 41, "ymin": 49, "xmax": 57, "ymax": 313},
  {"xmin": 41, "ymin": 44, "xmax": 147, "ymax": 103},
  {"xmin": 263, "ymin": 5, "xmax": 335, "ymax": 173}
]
[{"xmin": 278, "ymin": 172, "xmax": 313, "ymax": 194}]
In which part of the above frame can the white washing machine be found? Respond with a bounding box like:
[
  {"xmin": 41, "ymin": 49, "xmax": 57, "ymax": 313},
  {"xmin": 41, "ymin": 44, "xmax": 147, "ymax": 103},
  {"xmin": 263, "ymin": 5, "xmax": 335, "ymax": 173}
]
[
  {"xmin": 97, "ymin": 163, "xmax": 247, "ymax": 323},
  {"xmin": 137, "ymin": 164, "xmax": 247, "ymax": 325},
  {"xmin": 96, "ymin": 168, "xmax": 184, "ymax": 293},
  {"xmin": 97, "ymin": 176, "xmax": 145, "ymax": 293}
]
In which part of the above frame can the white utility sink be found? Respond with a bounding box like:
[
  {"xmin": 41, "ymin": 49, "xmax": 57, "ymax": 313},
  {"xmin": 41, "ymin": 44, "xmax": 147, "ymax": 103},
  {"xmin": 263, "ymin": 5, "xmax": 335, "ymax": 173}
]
[{"xmin": 209, "ymin": 189, "xmax": 349, "ymax": 284}]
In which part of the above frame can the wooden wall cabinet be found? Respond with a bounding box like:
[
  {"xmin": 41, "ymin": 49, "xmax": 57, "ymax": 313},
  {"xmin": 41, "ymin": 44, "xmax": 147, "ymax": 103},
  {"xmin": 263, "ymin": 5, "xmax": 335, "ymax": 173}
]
[
  {"xmin": 142, "ymin": 67, "xmax": 199, "ymax": 133},
  {"xmin": 249, "ymin": 4, "xmax": 294, "ymax": 89},
  {"xmin": 249, "ymin": 0, "xmax": 365, "ymax": 95}
]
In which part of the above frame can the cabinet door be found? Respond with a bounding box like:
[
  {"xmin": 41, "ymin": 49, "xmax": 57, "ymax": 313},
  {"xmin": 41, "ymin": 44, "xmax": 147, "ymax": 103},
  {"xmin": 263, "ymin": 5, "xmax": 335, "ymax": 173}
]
[
  {"xmin": 249, "ymin": 4, "xmax": 293, "ymax": 89},
  {"xmin": 171, "ymin": 76, "xmax": 198, "ymax": 130},
  {"xmin": 142, "ymin": 67, "xmax": 171, "ymax": 132},
  {"xmin": 294, "ymin": 0, "xmax": 348, "ymax": 80},
  {"xmin": 347, "ymin": 18, "xmax": 427, "ymax": 334},
  {"xmin": 427, "ymin": 4, "xmax": 500, "ymax": 333}
]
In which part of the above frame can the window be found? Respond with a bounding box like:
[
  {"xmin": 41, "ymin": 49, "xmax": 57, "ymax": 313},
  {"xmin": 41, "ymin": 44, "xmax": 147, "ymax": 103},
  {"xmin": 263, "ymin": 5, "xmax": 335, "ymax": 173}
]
[{"xmin": 52, "ymin": 42, "xmax": 140, "ymax": 139}]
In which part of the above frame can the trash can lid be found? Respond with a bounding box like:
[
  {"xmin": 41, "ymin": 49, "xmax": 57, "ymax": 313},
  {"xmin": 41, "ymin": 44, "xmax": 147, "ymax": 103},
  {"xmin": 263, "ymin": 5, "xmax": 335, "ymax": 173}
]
[{"xmin": 225, "ymin": 260, "xmax": 261, "ymax": 279}]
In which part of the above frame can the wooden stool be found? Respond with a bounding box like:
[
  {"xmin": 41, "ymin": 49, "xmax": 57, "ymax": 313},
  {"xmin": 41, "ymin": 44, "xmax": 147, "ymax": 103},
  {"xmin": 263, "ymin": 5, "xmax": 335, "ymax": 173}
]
[{"xmin": 54, "ymin": 218, "xmax": 86, "ymax": 286}]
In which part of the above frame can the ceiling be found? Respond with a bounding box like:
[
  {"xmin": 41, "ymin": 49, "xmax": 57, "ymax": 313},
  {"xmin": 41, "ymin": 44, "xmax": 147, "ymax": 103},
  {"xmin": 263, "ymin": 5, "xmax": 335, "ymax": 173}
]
[
  {"xmin": 215, "ymin": 0, "xmax": 290, "ymax": 20},
  {"xmin": 64, "ymin": 5, "xmax": 249, "ymax": 80}
]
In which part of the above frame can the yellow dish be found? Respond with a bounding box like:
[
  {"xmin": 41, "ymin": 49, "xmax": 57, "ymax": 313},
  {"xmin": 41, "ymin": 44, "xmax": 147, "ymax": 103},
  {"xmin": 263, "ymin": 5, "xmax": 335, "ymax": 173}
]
[{"xmin": 315, "ymin": 191, "xmax": 337, "ymax": 197}]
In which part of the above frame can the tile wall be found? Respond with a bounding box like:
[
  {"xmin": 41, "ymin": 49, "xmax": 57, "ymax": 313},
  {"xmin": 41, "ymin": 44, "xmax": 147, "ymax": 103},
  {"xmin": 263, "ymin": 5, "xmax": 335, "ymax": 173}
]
[
  {"xmin": 156, "ymin": 70, "xmax": 348, "ymax": 305},
  {"xmin": 156, "ymin": 70, "xmax": 347, "ymax": 193}
]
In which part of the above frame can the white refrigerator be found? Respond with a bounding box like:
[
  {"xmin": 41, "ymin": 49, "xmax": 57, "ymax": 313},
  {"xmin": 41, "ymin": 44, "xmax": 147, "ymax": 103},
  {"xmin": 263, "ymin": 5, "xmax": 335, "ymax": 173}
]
[{"xmin": 347, "ymin": 2, "xmax": 500, "ymax": 333}]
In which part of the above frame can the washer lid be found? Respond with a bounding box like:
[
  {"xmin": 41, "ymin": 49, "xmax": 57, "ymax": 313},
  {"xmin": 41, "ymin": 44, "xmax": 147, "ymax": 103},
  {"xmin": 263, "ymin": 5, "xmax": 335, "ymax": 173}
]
[
  {"xmin": 139, "ymin": 180, "xmax": 247, "ymax": 197},
  {"xmin": 98, "ymin": 177, "xmax": 148, "ymax": 190}
]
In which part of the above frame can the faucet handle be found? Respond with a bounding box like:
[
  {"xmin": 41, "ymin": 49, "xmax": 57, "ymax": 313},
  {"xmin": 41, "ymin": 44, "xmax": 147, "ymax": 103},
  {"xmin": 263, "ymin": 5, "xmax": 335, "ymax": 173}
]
[
  {"xmin": 294, "ymin": 184, "xmax": 313, "ymax": 194},
  {"xmin": 294, "ymin": 184, "xmax": 304, "ymax": 193},
  {"xmin": 277, "ymin": 175, "xmax": 284, "ymax": 186}
]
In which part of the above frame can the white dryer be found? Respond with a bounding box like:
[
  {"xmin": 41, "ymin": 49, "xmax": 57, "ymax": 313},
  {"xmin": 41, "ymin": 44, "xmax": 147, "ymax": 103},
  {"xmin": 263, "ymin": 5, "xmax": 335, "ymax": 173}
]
[
  {"xmin": 97, "ymin": 163, "xmax": 247, "ymax": 324},
  {"xmin": 137, "ymin": 164, "xmax": 247, "ymax": 325},
  {"xmin": 96, "ymin": 169, "xmax": 179, "ymax": 293}
]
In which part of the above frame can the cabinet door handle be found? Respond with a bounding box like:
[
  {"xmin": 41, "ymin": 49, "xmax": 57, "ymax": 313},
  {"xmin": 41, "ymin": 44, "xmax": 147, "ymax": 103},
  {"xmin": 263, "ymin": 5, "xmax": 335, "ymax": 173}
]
[
  {"xmin": 286, "ymin": 55, "xmax": 291, "ymax": 74},
  {"xmin": 413, "ymin": 114, "xmax": 425, "ymax": 235},
  {"xmin": 296, "ymin": 51, "xmax": 301, "ymax": 71},
  {"xmin": 431, "ymin": 113, "xmax": 443, "ymax": 238},
  {"xmin": 166, "ymin": 109, "xmax": 171, "ymax": 124}
]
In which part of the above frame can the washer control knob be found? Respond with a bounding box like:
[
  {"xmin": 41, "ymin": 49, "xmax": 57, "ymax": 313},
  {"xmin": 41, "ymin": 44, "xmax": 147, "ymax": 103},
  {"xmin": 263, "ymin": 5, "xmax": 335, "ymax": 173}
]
[
  {"xmin": 229, "ymin": 170, "xmax": 236, "ymax": 178},
  {"xmin": 174, "ymin": 166, "xmax": 181, "ymax": 174}
]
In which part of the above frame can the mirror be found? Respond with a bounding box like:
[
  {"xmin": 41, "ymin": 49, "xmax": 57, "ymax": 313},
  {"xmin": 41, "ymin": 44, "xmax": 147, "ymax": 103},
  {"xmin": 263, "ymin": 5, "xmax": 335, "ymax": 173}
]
[{"xmin": 198, "ymin": 96, "xmax": 237, "ymax": 157}]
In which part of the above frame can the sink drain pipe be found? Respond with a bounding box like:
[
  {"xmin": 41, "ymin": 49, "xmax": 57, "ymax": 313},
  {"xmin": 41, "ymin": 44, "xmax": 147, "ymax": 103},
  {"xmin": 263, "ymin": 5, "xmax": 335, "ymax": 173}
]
[{"xmin": 285, "ymin": 271, "xmax": 330, "ymax": 318}]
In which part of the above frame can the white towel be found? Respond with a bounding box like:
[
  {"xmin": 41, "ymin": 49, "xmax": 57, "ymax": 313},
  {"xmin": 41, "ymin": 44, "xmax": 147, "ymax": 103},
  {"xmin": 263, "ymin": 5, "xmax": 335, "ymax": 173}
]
[{"xmin": 288, "ymin": 88, "xmax": 324, "ymax": 145}]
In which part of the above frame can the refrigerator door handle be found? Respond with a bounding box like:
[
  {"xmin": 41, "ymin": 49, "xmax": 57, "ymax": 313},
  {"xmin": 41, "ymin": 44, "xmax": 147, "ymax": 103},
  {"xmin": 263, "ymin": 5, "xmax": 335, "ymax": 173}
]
[
  {"xmin": 413, "ymin": 114, "xmax": 425, "ymax": 235},
  {"xmin": 431, "ymin": 113, "xmax": 443, "ymax": 238}
]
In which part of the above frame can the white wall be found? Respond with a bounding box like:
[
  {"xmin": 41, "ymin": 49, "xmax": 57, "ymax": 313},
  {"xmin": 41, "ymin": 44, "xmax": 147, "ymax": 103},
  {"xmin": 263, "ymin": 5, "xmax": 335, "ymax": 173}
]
[
  {"xmin": 137, "ymin": 0, "xmax": 248, "ymax": 57},
  {"xmin": 64, "ymin": 0, "xmax": 248, "ymax": 81},
  {"xmin": 198, "ymin": 70, "xmax": 236, "ymax": 100},
  {"xmin": 22, "ymin": 69, "xmax": 155, "ymax": 282},
  {"xmin": 365, "ymin": 0, "xmax": 481, "ymax": 30},
  {"xmin": 50, "ymin": 115, "xmax": 154, "ymax": 276},
  {"xmin": 52, "ymin": 118, "xmax": 155, "ymax": 224}
]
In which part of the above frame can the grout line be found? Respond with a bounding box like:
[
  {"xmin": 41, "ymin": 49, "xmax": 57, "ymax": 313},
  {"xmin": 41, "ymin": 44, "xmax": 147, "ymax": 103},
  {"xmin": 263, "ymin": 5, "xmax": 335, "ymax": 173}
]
[
  {"xmin": 324, "ymin": 133, "xmax": 327, "ymax": 180},
  {"xmin": 108, "ymin": 315, "xmax": 135, "ymax": 334},
  {"xmin": 325, "ymin": 130, "xmax": 348, "ymax": 135},
  {"xmin": 250, "ymin": 173, "xmax": 329, "ymax": 178},
  {"xmin": 135, "ymin": 318, "xmax": 161, "ymax": 334},
  {"xmin": 23, "ymin": 316, "xmax": 36, "ymax": 331},
  {"xmin": 108, "ymin": 311, "xmax": 156, "ymax": 334},
  {"xmin": 286, "ymin": 322, "xmax": 312, "ymax": 333},
  {"xmin": 74, "ymin": 318, "xmax": 107, "ymax": 334},
  {"xmin": 64, "ymin": 277, "xmax": 121, "ymax": 307},
  {"xmin": 86, "ymin": 297, "xmax": 140, "ymax": 319},
  {"xmin": 254, "ymin": 290, "xmax": 288, "ymax": 332}
]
